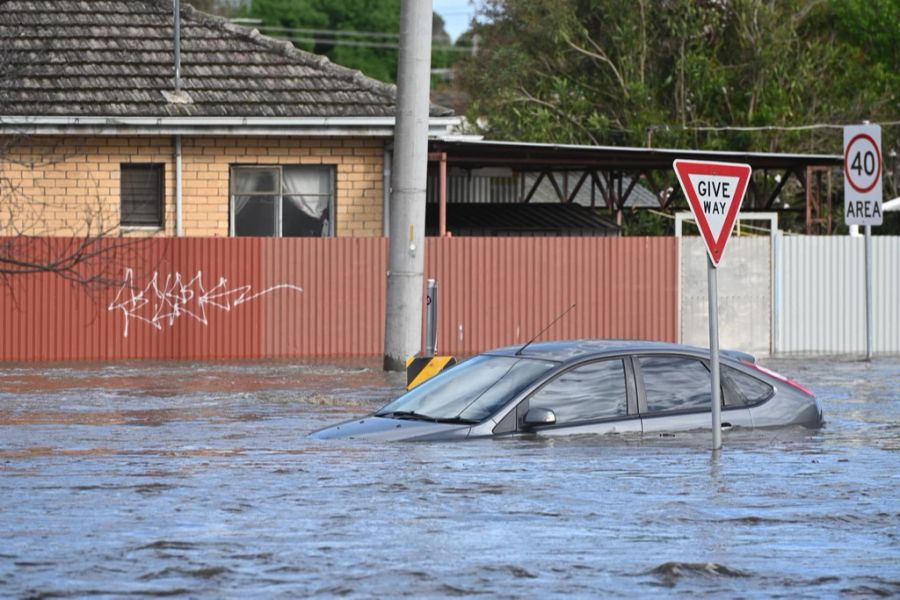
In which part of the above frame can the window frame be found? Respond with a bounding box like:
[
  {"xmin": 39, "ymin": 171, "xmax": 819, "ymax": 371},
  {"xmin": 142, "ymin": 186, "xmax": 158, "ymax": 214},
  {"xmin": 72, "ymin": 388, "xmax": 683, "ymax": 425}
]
[
  {"xmin": 721, "ymin": 365, "xmax": 775, "ymax": 408},
  {"xmin": 229, "ymin": 164, "xmax": 336, "ymax": 237},
  {"xmin": 633, "ymin": 353, "xmax": 770, "ymax": 416},
  {"xmin": 120, "ymin": 163, "xmax": 165, "ymax": 228},
  {"xmin": 510, "ymin": 356, "xmax": 637, "ymax": 432},
  {"xmin": 634, "ymin": 353, "xmax": 718, "ymax": 416}
]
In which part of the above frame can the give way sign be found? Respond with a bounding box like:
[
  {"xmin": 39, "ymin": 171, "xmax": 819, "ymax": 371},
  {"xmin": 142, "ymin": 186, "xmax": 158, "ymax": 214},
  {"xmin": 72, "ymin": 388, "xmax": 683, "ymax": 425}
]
[{"xmin": 673, "ymin": 159, "xmax": 752, "ymax": 266}]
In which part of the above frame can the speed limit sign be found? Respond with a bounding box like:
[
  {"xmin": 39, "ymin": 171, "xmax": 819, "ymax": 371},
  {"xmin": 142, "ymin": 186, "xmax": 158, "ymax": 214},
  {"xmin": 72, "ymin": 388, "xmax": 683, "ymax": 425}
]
[{"xmin": 844, "ymin": 124, "xmax": 883, "ymax": 225}]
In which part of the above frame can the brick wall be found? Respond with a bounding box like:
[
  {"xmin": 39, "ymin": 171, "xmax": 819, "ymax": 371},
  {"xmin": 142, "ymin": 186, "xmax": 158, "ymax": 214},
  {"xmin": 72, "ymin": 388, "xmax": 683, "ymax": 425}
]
[{"xmin": 0, "ymin": 135, "xmax": 386, "ymax": 238}]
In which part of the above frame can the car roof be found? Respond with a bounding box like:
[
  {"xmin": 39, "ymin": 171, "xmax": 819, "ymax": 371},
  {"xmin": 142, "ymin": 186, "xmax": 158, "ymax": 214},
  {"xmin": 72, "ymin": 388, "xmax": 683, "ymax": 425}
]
[{"xmin": 485, "ymin": 339, "xmax": 755, "ymax": 364}]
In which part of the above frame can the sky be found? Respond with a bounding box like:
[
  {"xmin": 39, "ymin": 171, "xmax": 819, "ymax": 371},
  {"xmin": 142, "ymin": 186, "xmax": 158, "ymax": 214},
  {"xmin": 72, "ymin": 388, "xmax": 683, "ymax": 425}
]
[{"xmin": 432, "ymin": 0, "xmax": 477, "ymax": 42}]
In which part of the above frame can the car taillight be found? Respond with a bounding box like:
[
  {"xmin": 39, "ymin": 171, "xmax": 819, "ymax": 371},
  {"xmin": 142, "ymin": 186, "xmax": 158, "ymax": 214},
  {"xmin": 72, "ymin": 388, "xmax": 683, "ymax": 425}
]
[{"xmin": 741, "ymin": 360, "xmax": 816, "ymax": 397}]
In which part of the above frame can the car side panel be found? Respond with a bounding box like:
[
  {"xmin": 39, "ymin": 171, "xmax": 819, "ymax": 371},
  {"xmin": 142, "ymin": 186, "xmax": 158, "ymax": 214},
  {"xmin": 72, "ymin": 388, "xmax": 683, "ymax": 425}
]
[
  {"xmin": 640, "ymin": 406, "xmax": 753, "ymax": 434},
  {"xmin": 748, "ymin": 386, "xmax": 824, "ymax": 428},
  {"xmin": 532, "ymin": 417, "xmax": 643, "ymax": 437}
]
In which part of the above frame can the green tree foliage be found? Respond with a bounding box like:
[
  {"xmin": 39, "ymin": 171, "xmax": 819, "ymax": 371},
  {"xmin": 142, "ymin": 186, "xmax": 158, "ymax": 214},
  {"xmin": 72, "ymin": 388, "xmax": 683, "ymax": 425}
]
[
  {"xmin": 829, "ymin": 0, "xmax": 900, "ymax": 71},
  {"xmin": 825, "ymin": 0, "xmax": 900, "ymax": 193},
  {"xmin": 238, "ymin": 0, "xmax": 468, "ymax": 83},
  {"xmin": 432, "ymin": 12, "xmax": 455, "ymax": 72},
  {"xmin": 237, "ymin": 0, "xmax": 401, "ymax": 82},
  {"xmin": 460, "ymin": 0, "xmax": 898, "ymax": 155}
]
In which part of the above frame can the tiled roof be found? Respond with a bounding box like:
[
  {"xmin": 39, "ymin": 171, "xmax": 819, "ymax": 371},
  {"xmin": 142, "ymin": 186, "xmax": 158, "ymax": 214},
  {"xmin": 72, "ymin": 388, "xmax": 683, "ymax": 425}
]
[{"xmin": 0, "ymin": 0, "xmax": 452, "ymax": 118}]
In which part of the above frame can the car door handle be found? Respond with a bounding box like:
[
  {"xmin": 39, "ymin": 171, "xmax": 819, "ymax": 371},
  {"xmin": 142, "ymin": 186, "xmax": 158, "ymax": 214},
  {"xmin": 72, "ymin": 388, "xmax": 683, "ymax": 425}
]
[{"xmin": 721, "ymin": 422, "xmax": 732, "ymax": 430}]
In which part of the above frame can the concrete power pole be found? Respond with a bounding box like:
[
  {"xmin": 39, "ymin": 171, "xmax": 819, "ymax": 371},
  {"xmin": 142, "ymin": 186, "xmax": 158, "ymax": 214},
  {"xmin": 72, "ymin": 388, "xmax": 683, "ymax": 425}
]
[{"xmin": 383, "ymin": 0, "xmax": 434, "ymax": 371}]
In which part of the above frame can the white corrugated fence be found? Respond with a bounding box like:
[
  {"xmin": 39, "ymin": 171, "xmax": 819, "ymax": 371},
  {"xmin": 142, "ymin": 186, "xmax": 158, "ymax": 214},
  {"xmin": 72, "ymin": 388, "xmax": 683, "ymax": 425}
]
[
  {"xmin": 680, "ymin": 235, "xmax": 899, "ymax": 356},
  {"xmin": 777, "ymin": 236, "xmax": 899, "ymax": 355}
]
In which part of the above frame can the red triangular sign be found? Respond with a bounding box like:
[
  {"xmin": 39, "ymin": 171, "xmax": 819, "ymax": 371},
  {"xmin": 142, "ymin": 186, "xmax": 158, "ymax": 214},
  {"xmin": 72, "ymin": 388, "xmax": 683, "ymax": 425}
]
[{"xmin": 673, "ymin": 159, "xmax": 752, "ymax": 266}]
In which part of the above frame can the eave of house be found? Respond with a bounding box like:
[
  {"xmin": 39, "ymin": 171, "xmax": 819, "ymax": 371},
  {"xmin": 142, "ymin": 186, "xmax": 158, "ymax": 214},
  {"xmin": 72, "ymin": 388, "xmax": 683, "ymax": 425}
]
[{"xmin": 0, "ymin": 116, "xmax": 463, "ymax": 138}]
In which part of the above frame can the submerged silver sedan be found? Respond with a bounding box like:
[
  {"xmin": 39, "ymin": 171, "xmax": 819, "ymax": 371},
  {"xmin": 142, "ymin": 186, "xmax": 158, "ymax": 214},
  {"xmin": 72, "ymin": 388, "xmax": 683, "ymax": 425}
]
[{"xmin": 310, "ymin": 340, "xmax": 823, "ymax": 442}]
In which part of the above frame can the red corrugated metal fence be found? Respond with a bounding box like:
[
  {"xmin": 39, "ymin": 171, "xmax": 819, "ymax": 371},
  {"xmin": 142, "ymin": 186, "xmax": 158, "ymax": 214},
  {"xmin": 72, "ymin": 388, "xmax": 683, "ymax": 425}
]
[
  {"xmin": 0, "ymin": 236, "xmax": 676, "ymax": 361},
  {"xmin": 425, "ymin": 236, "xmax": 677, "ymax": 355}
]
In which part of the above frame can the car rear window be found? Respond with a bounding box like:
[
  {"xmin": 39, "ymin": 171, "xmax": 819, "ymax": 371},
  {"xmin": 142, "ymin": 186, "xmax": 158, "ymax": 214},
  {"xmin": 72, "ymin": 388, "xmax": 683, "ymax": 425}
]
[{"xmin": 723, "ymin": 366, "xmax": 774, "ymax": 406}]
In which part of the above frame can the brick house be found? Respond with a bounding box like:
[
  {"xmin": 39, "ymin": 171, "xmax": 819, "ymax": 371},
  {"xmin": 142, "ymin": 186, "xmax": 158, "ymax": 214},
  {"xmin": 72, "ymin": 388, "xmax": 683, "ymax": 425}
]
[{"xmin": 0, "ymin": 0, "xmax": 457, "ymax": 239}]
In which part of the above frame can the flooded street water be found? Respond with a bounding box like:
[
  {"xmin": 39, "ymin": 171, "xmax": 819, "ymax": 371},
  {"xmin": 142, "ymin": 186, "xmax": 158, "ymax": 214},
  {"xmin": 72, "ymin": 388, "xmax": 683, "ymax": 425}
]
[{"xmin": 1, "ymin": 356, "xmax": 898, "ymax": 598}]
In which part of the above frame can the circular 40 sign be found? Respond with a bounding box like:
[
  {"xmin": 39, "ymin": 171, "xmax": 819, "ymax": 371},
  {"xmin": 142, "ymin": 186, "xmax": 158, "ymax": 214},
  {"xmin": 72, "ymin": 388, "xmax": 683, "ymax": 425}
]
[
  {"xmin": 844, "ymin": 133, "xmax": 882, "ymax": 193},
  {"xmin": 843, "ymin": 124, "xmax": 883, "ymax": 226}
]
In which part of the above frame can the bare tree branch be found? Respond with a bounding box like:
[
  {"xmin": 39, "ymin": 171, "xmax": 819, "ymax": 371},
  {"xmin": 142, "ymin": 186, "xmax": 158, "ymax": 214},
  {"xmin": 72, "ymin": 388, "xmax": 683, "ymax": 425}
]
[
  {"xmin": 510, "ymin": 87, "xmax": 602, "ymax": 145},
  {"xmin": 565, "ymin": 38, "xmax": 628, "ymax": 98},
  {"xmin": 0, "ymin": 51, "xmax": 140, "ymax": 293}
]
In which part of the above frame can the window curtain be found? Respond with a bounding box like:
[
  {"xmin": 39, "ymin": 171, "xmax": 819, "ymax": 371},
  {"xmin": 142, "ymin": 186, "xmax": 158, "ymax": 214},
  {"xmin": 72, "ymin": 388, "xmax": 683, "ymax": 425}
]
[
  {"xmin": 282, "ymin": 167, "xmax": 330, "ymax": 219},
  {"xmin": 233, "ymin": 168, "xmax": 278, "ymax": 214}
]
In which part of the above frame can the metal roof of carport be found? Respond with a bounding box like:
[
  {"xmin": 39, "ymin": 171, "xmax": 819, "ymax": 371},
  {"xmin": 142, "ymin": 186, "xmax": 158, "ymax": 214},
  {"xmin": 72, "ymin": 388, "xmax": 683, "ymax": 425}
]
[
  {"xmin": 426, "ymin": 137, "xmax": 844, "ymax": 234},
  {"xmin": 428, "ymin": 138, "xmax": 842, "ymax": 170}
]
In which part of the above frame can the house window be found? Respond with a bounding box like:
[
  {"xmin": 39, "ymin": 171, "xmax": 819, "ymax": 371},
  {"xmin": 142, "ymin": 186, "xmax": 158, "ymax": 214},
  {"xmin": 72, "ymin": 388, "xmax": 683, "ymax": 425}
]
[
  {"xmin": 120, "ymin": 164, "xmax": 164, "ymax": 227},
  {"xmin": 230, "ymin": 166, "xmax": 335, "ymax": 237}
]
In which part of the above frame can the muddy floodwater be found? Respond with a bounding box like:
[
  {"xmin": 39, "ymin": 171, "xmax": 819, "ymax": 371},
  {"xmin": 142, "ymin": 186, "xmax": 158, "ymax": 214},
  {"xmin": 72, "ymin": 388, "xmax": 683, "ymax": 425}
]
[{"xmin": 1, "ymin": 356, "xmax": 898, "ymax": 598}]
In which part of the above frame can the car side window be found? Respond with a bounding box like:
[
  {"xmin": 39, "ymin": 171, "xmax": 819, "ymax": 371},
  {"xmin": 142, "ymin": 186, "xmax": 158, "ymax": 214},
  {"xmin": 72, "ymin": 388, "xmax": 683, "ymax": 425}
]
[
  {"xmin": 722, "ymin": 366, "xmax": 774, "ymax": 406},
  {"xmin": 527, "ymin": 359, "xmax": 628, "ymax": 425},
  {"xmin": 639, "ymin": 356, "xmax": 712, "ymax": 413}
]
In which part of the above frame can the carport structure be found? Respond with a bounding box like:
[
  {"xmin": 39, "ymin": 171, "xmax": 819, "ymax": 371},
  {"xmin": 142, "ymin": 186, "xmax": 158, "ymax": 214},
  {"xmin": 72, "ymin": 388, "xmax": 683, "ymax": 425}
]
[{"xmin": 427, "ymin": 139, "xmax": 842, "ymax": 235}]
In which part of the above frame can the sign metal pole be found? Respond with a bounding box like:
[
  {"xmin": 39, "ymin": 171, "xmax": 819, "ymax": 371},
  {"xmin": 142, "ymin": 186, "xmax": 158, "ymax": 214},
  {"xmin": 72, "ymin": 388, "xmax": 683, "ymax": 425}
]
[
  {"xmin": 865, "ymin": 225, "xmax": 873, "ymax": 360},
  {"xmin": 673, "ymin": 159, "xmax": 751, "ymax": 453},
  {"xmin": 707, "ymin": 255, "xmax": 722, "ymax": 450}
]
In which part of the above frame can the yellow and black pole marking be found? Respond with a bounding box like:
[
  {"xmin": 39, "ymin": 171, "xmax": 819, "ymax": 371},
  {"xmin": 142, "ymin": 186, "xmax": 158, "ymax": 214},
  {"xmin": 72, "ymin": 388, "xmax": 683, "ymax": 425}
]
[{"xmin": 406, "ymin": 355, "xmax": 457, "ymax": 390}]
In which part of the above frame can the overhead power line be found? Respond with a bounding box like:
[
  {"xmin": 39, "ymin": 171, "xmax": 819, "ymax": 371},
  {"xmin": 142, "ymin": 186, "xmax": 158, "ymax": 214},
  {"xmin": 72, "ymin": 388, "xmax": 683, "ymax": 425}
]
[
  {"xmin": 253, "ymin": 26, "xmax": 473, "ymax": 52},
  {"xmin": 648, "ymin": 121, "xmax": 900, "ymax": 133},
  {"xmin": 255, "ymin": 24, "xmax": 402, "ymax": 40}
]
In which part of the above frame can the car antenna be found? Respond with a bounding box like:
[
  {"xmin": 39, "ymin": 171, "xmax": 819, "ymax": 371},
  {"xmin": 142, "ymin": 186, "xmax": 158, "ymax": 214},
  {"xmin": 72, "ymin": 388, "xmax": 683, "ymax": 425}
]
[{"xmin": 515, "ymin": 303, "xmax": 576, "ymax": 356}]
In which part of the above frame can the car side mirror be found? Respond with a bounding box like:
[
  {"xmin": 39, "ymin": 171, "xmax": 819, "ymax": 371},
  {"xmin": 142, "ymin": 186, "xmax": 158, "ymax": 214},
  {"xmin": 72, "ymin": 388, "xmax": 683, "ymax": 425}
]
[{"xmin": 523, "ymin": 407, "xmax": 556, "ymax": 427}]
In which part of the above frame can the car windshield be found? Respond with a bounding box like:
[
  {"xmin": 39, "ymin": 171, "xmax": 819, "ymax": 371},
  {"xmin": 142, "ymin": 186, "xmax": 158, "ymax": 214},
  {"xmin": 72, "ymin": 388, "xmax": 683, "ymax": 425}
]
[{"xmin": 376, "ymin": 354, "xmax": 557, "ymax": 423}]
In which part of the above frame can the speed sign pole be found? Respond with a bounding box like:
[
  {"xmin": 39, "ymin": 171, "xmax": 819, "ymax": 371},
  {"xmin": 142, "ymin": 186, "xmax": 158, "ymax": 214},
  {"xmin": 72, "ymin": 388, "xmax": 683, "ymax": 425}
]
[{"xmin": 674, "ymin": 160, "xmax": 752, "ymax": 450}]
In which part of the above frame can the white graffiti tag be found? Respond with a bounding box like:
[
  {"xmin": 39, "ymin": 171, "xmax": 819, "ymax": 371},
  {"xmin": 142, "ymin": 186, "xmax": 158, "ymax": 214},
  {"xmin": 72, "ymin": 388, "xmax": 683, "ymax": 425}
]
[{"xmin": 108, "ymin": 268, "xmax": 304, "ymax": 337}]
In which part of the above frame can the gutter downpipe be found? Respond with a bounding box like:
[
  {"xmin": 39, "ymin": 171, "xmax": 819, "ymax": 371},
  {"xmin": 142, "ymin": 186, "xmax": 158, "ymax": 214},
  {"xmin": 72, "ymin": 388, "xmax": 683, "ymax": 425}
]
[
  {"xmin": 383, "ymin": 145, "xmax": 392, "ymax": 236},
  {"xmin": 173, "ymin": 0, "xmax": 183, "ymax": 236},
  {"xmin": 175, "ymin": 135, "xmax": 183, "ymax": 236}
]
